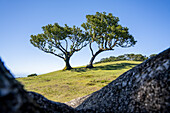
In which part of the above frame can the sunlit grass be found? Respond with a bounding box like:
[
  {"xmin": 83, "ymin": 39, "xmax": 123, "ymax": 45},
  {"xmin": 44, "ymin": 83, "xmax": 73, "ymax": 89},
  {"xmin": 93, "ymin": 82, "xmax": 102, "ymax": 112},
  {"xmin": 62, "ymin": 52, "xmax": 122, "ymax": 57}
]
[{"xmin": 17, "ymin": 60, "xmax": 142, "ymax": 102}]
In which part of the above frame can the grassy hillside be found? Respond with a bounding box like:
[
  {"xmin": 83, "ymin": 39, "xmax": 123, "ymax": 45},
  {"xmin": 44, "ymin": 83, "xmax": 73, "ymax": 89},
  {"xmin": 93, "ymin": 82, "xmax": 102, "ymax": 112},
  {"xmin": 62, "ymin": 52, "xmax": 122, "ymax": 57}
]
[{"xmin": 17, "ymin": 60, "xmax": 142, "ymax": 102}]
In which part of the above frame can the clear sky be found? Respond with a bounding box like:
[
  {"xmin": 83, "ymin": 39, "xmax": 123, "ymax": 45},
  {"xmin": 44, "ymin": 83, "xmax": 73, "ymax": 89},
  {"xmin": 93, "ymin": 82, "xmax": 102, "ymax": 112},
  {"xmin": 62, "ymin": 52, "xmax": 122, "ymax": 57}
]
[{"xmin": 0, "ymin": 0, "xmax": 170, "ymax": 77}]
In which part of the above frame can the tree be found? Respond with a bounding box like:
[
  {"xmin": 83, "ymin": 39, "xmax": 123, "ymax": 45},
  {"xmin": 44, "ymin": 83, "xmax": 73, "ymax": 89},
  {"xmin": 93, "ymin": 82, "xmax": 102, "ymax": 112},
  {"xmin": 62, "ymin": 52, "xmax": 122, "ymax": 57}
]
[
  {"xmin": 128, "ymin": 54, "xmax": 135, "ymax": 60},
  {"xmin": 118, "ymin": 55, "xmax": 126, "ymax": 60},
  {"xmin": 134, "ymin": 54, "xmax": 147, "ymax": 61},
  {"xmin": 149, "ymin": 54, "xmax": 157, "ymax": 58},
  {"xmin": 82, "ymin": 12, "xmax": 137, "ymax": 68},
  {"xmin": 30, "ymin": 23, "xmax": 89, "ymax": 70}
]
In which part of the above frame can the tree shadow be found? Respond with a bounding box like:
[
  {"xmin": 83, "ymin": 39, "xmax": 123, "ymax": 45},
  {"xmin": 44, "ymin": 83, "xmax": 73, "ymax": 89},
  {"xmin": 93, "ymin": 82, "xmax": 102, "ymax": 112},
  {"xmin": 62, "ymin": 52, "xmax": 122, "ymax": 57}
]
[
  {"xmin": 92, "ymin": 63, "xmax": 137, "ymax": 70},
  {"xmin": 71, "ymin": 67, "xmax": 87, "ymax": 72},
  {"xmin": 71, "ymin": 63, "xmax": 137, "ymax": 72}
]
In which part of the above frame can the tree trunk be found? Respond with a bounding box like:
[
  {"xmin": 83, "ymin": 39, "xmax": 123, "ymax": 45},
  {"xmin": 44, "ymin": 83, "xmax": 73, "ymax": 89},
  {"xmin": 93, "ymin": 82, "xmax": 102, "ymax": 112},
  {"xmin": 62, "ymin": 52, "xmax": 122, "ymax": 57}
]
[
  {"xmin": 86, "ymin": 50, "xmax": 104, "ymax": 68},
  {"xmin": 86, "ymin": 56, "xmax": 95, "ymax": 68},
  {"xmin": 63, "ymin": 57, "xmax": 72, "ymax": 70}
]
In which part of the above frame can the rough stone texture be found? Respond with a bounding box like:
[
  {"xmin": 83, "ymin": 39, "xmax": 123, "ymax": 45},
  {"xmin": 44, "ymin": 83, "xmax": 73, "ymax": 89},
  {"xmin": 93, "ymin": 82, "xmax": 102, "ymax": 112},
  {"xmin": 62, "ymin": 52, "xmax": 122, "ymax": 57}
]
[
  {"xmin": 65, "ymin": 94, "xmax": 92, "ymax": 108},
  {"xmin": 0, "ymin": 47, "xmax": 169, "ymax": 113},
  {"xmin": 0, "ymin": 59, "xmax": 75, "ymax": 113},
  {"xmin": 28, "ymin": 92, "xmax": 75, "ymax": 113},
  {"xmin": 76, "ymin": 48, "xmax": 170, "ymax": 112}
]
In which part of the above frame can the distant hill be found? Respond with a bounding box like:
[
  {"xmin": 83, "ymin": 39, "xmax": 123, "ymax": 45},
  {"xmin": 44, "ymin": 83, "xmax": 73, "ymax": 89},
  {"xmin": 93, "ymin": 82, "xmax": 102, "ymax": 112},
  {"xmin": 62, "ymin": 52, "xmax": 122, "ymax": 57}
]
[{"xmin": 17, "ymin": 60, "xmax": 142, "ymax": 102}]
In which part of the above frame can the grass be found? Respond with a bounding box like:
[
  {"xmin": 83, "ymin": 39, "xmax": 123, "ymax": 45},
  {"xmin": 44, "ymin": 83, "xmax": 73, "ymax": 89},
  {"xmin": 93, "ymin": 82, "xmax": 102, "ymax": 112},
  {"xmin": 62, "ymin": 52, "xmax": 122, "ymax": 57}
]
[{"xmin": 17, "ymin": 60, "xmax": 142, "ymax": 103}]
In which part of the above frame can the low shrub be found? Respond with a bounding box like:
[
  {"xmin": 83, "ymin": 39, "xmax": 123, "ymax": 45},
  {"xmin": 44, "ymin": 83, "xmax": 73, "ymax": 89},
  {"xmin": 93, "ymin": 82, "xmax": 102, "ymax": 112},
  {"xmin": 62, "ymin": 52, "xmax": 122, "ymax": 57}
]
[{"xmin": 27, "ymin": 73, "xmax": 37, "ymax": 77}]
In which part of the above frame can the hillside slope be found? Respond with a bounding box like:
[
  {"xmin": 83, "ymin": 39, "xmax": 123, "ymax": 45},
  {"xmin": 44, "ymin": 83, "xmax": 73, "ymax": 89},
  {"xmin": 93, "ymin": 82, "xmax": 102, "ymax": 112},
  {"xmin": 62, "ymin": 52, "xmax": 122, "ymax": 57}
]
[{"xmin": 17, "ymin": 60, "xmax": 141, "ymax": 102}]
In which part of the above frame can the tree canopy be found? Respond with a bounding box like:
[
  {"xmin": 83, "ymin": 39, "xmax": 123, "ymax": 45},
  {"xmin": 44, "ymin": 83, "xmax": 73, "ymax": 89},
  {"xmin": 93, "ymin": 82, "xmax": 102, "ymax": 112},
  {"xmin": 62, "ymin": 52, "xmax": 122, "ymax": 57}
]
[
  {"xmin": 30, "ymin": 12, "xmax": 137, "ymax": 70},
  {"xmin": 30, "ymin": 23, "xmax": 89, "ymax": 70},
  {"xmin": 82, "ymin": 12, "xmax": 137, "ymax": 68}
]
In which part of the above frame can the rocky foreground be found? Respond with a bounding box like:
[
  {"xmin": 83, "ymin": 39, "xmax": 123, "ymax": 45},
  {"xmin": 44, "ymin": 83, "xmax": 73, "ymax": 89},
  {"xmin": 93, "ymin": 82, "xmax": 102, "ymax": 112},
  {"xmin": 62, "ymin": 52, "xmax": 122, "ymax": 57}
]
[{"xmin": 0, "ymin": 48, "xmax": 169, "ymax": 113}]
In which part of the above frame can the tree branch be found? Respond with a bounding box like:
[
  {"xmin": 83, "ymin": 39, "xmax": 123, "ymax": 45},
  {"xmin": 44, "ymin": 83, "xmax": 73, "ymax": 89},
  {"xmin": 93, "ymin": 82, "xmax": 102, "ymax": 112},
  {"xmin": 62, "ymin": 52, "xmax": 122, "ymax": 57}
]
[
  {"xmin": 58, "ymin": 42, "xmax": 67, "ymax": 53},
  {"xmin": 55, "ymin": 44, "xmax": 66, "ymax": 55},
  {"xmin": 40, "ymin": 48, "xmax": 65, "ymax": 59},
  {"xmin": 65, "ymin": 39, "xmax": 68, "ymax": 51},
  {"xmin": 108, "ymin": 39, "xmax": 111, "ymax": 48},
  {"xmin": 101, "ymin": 37, "xmax": 104, "ymax": 49},
  {"xmin": 105, "ymin": 39, "xmax": 108, "ymax": 49},
  {"xmin": 74, "ymin": 42, "xmax": 88, "ymax": 52},
  {"xmin": 111, "ymin": 39, "xmax": 118, "ymax": 49},
  {"xmin": 53, "ymin": 39, "xmax": 65, "ymax": 54},
  {"xmin": 89, "ymin": 42, "xmax": 94, "ymax": 56}
]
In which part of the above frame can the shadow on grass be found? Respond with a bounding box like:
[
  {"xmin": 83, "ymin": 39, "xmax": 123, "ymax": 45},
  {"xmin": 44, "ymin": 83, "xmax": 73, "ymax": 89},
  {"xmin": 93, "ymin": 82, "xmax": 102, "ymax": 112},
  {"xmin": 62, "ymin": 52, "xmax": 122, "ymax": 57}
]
[{"xmin": 71, "ymin": 63, "xmax": 137, "ymax": 72}]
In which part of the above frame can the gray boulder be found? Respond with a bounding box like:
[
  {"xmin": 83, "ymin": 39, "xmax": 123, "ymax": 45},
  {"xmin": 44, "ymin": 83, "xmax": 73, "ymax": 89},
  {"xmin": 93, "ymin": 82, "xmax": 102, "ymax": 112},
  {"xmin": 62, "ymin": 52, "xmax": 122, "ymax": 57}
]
[
  {"xmin": 65, "ymin": 94, "xmax": 92, "ymax": 108},
  {"xmin": 0, "ymin": 59, "xmax": 75, "ymax": 113},
  {"xmin": 76, "ymin": 48, "xmax": 170, "ymax": 112}
]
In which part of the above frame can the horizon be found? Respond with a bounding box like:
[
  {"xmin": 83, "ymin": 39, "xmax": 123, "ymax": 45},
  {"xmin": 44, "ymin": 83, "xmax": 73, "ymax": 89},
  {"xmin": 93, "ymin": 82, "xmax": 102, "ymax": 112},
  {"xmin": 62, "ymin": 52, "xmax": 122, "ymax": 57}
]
[{"xmin": 0, "ymin": 0, "xmax": 170, "ymax": 77}]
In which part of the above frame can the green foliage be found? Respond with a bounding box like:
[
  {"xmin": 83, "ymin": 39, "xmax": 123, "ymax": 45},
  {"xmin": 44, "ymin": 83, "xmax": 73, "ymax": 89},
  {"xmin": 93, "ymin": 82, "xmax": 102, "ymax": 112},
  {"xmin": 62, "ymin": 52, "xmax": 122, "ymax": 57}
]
[
  {"xmin": 30, "ymin": 23, "xmax": 89, "ymax": 58},
  {"xmin": 95, "ymin": 54, "xmax": 148, "ymax": 64},
  {"xmin": 27, "ymin": 73, "xmax": 37, "ymax": 77},
  {"xmin": 82, "ymin": 12, "xmax": 137, "ymax": 68},
  {"xmin": 30, "ymin": 12, "xmax": 137, "ymax": 69},
  {"xmin": 149, "ymin": 54, "xmax": 157, "ymax": 58},
  {"xmin": 95, "ymin": 53, "xmax": 158, "ymax": 64},
  {"xmin": 82, "ymin": 12, "xmax": 137, "ymax": 50},
  {"xmin": 30, "ymin": 23, "xmax": 89, "ymax": 70}
]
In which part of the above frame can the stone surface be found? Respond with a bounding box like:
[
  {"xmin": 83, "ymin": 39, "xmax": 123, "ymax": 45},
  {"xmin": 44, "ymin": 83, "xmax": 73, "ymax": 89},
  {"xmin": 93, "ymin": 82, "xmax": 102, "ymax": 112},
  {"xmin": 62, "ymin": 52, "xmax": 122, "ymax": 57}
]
[
  {"xmin": 0, "ymin": 59, "xmax": 75, "ymax": 113},
  {"xmin": 76, "ymin": 48, "xmax": 170, "ymax": 112},
  {"xmin": 65, "ymin": 94, "xmax": 92, "ymax": 108},
  {"xmin": 28, "ymin": 92, "xmax": 75, "ymax": 113},
  {"xmin": 0, "ymin": 47, "xmax": 169, "ymax": 113}
]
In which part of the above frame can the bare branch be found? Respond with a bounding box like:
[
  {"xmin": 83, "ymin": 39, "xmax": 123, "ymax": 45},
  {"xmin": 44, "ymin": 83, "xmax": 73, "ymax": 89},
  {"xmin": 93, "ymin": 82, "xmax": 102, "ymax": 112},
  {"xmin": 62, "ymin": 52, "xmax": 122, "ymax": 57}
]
[
  {"xmin": 74, "ymin": 42, "xmax": 88, "ymax": 52},
  {"xmin": 53, "ymin": 39, "xmax": 67, "ymax": 54},
  {"xmin": 46, "ymin": 51, "xmax": 65, "ymax": 59},
  {"xmin": 101, "ymin": 37, "xmax": 104, "ymax": 49},
  {"xmin": 105, "ymin": 39, "xmax": 108, "ymax": 49},
  {"xmin": 56, "ymin": 45, "xmax": 66, "ymax": 55},
  {"xmin": 40, "ymin": 48, "xmax": 65, "ymax": 59},
  {"xmin": 58, "ymin": 42, "xmax": 67, "ymax": 53},
  {"xmin": 65, "ymin": 39, "xmax": 68, "ymax": 51},
  {"xmin": 108, "ymin": 39, "xmax": 112, "ymax": 48},
  {"xmin": 111, "ymin": 39, "xmax": 118, "ymax": 49}
]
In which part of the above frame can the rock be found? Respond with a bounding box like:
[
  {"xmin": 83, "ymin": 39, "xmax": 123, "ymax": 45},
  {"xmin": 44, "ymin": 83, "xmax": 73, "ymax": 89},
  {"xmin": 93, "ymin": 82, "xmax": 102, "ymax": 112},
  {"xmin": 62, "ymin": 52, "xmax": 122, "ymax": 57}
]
[
  {"xmin": 28, "ymin": 92, "xmax": 75, "ymax": 113},
  {"xmin": 76, "ymin": 48, "xmax": 170, "ymax": 112},
  {"xmin": 65, "ymin": 94, "xmax": 92, "ymax": 108},
  {"xmin": 0, "ymin": 47, "xmax": 169, "ymax": 113},
  {"xmin": 0, "ymin": 59, "xmax": 75, "ymax": 113}
]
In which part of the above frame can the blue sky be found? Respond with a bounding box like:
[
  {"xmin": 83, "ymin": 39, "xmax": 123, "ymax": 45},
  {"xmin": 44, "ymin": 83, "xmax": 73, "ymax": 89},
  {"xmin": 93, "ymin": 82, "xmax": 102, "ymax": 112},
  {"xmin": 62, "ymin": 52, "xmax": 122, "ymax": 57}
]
[{"xmin": 0, "ymin": 0, "xmax": 170, "ymax": 77}]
